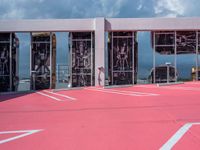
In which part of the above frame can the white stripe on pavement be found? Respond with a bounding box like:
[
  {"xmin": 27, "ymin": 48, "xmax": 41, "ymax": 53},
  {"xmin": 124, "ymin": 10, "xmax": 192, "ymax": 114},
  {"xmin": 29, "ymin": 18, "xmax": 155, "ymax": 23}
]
[
  {"xmin": 85, "ymin": 88, "xmax": 158, "ymax": 97},
  {"xmin": 160, "ymin": 122, "xmax": 200, "ymax": 150},
  {"xmin": 0, "ymin": 129, "xmax": 43, "ymax": 144},
  {"xmin": 36, "ymin": 92, "xmax": 63, "ymax": 101},
  {"xmin": 91, "ymin": 87, "xmax": 159, "ymax": 96},
  {"xmin": 43, "ymin": 90, "xmax": 76, "ymax": 100}
]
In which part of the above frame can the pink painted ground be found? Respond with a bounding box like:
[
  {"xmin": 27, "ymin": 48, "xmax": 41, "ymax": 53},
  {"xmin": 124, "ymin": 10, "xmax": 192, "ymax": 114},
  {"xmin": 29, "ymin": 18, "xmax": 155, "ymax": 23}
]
[{"xmin": 0, "ymin": 81, "xmax": 200, "ymax": 150}]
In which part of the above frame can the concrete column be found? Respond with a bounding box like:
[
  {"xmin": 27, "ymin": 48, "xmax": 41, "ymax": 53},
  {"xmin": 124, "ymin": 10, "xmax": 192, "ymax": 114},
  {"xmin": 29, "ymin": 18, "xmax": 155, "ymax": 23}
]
[{"xmin": 94, "ymin": 18, "xmax": 105, "ymax": 86}]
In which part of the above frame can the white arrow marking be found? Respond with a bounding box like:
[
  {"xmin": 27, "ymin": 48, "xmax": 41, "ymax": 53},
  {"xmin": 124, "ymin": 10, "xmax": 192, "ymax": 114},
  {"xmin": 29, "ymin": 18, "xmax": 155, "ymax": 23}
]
[{"xmin": 0, "ymin": 129, "xmax": 43, "ymax": 144}]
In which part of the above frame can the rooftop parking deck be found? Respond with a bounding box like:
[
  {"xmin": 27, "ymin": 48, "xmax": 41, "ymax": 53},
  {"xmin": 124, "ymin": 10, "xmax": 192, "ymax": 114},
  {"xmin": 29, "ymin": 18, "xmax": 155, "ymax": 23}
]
[{"xmin": 0, "ymin": 81, "xmax": 200, "ymax": 150}]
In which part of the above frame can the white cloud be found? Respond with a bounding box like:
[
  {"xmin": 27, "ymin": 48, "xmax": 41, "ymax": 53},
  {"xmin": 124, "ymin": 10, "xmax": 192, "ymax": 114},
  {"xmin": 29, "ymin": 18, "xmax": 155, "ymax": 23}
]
[
  {"xmin": 137, "ymin": 0, "xmax": 143, "ymax": 10},
  {"xmin": 1, "ymin": 9, "xmax": 25, "ymax": 19},
  {"xmin": 154, "ymin": 0, "xmax": 185, "ymax": 17},
  {"xmin": 95, "ymin": 0, "xmax": 127, "ymax": 17},
  {"xmin": 0, "ymin": 0, "xmax": 128, "ymax": 19}
]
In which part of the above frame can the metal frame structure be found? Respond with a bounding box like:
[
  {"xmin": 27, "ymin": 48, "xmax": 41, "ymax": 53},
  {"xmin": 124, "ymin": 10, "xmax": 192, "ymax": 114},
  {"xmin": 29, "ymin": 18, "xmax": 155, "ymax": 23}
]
[
  {"xmin": 108, "ymin": 32, "xmax": 135, "ymax": 86},
  {"xmin": 50, "ymin": 32, "xmax": 52, "ymax": 88},
  {"xmin": 0, "ymin": 33, "xmax": 11, "ymax": 91},
  {"xmin": 197, "ymin": 31, "xmax": 199, "ymax": 80},
  {"xmin": 153, "ymin": 31, "xmax": 176, "ymax": 83},
  {"xmin": 1, "ymin": 17, "xmax": 200, "ymax": 89},
  {"xmin": 69, "ymin": 32, "xmax": 94, "ymax": 87},
  {"xmin": 9, "ymin": 33, "xmax": 12, "ymax": 90},
  {"xmin": 0, "ymin": 33, "xmax": 19, "ymax": 92},
  {"xmin": 30, "ymin": 32, "xmax": 53, "ymax": 90},
  {"xmin": 152, "ymin": 30, "xmax": 200, "ymax": 83},
  {"xmin": 175, "ymin": 31, "xmax": 177, "ymax": 82}
]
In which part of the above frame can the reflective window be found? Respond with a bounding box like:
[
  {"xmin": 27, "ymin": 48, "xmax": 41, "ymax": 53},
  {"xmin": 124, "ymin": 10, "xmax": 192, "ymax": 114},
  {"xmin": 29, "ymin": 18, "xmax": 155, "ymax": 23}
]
[
  {"xmin": 69, "ymin": 32, "xmax": 95, "ymax": 87},
  {"xmin": 31, "ymin": 32, "xmax": 56, "ymax": 90},
  {"xmin": 107, "ymin": 32, "xmax": 136, "ymax": 85}
]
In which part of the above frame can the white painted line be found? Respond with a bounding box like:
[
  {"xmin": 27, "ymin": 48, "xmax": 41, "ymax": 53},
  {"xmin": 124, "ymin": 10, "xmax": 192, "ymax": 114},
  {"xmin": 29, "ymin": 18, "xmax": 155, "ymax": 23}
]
[
  {"xmin": 43, "ymin": 90, "xmax": 76, "ymax": 101},
  {"xmin": 160, "ymin": 122, "xmax": 200, "ymax": 150},
  {"xmin": 90, "ymin": 87, "xmax": 159, "ymax": 96},
  {"xmin": 137, "ymin": 85, "xmax": 200, "ymax": 91},
  {"xmin": 0, "ymin": 129, "xmax": 43, "ymax": 144},
  {"xmin": 162, "ymin": 86, "xmax": 200, "ymax": 91},
  {"xmin": 36, "ymin": 92, "xmax": 63, "ymax": 101},
  {"xmin": 163, "ymin": 86, "xmax": 200, "ymax": 90},
  {"xmin": 160, "ymin": 124, "xmax": 192, "ymax": 150},
  {"xmin": 191, "ymin": 122, "xmax": 200, "ymax": 125},
  {"xmin": 85, "ymin": 88, "xmax": 157, "ymax": 97},
  {"xmin": 185, "ymin": 82, "xmax": 200, "ymax": 85}
]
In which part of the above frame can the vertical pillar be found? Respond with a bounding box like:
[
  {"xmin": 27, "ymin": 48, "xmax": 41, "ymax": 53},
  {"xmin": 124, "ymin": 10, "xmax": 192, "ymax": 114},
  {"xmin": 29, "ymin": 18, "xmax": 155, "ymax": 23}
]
[
  {"xmin": 50, "ymin": 32, "xmax": 52, "ymax": 88},
  {"xmin": 175, "ymin": 31, "xmax": 177, "ymax": 82},
  {"xmin": 198, "ymin": 32, "xmax": 199, "ymax": 81},
  {"xmin": 9, "ymin": 33, "xmax": 12, "ymax": 91},
  {"xmin": 196, "ymin": 31, "xmax": 199, "ymax": 81},
  {"xmin": 111, "ymin": 32, "xmax": 113, "ymax": 85},
  {"xmin": 132, "ymin": 32, "xmax": 135, "ymax": 85},
  {"xmin": 69, "ymin": 33, "xmax": 72, "ymax": 87},
  {"xmin": 30, "ymin": 32, "xmax": 34, "ymax": 90},
  {"xmin": 94, "ymin": 18, "xmax": 105, "ymax": 86},
  {"xmin": 91, "ymin": 32, "xmax": 93, "ymax": 86},
  {"xmin": 16, "ymin": 35, "xmax": 19, "ymax": 85},
  {"xmin": 153, "ymin": 32, "xmax": 156, "ymax": 84}
]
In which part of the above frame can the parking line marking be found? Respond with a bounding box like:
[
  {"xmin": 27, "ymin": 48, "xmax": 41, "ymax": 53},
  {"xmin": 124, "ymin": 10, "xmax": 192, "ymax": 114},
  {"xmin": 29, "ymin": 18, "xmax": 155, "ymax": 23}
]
[
  {"xmin": 43, "ymin": 90, "xmax": 76, "ymax": 101},
  {"xmin": 160, "ymin": 122, "xmax": 200, "ymax": 150},
  {"xmin": 36, "ymin": 92, "xmax": 63, "ymax": 101},
  {"xmin": 137, "ymin": 85, "xmax": 200, "ymax": 91},
  {"xmin": 0, "ymin": 129, "xmax": 43, "ymax": 144},
  {"xmin": 91, "ymin": 87, "xmax": 159, "ymax": 96},
  {"xmin": 85, "ymin": 88, "xmax": 157, "ymax": 97}
]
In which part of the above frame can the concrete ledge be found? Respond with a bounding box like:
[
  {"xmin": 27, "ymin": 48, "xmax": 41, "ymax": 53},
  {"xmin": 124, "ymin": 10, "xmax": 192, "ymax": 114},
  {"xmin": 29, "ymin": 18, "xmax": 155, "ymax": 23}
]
[
  {"xmin": 0, "ymin": 90, "xmax": 35, "ymax": 96},
  {"xmin": 52, "ymin": 87, "xmax": 84, "ymax": 92},
  {"xmin": 104, "ymin": 84, "xmax": 134, "ymax": 89},
  {"xmin": 157, "ymin": 82, "xmax": 184, "ymax": 87}
]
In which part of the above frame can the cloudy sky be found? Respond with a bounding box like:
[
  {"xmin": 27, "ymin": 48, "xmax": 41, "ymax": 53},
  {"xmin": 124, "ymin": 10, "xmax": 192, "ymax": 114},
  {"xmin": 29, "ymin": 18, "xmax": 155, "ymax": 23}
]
[
  {"xmin": 0, "ymin": 0, "xmax": 200, "ymax": 19},
  {"xmin": 0, "ymin": 0, "xmax": 200, "ymax": 80}
]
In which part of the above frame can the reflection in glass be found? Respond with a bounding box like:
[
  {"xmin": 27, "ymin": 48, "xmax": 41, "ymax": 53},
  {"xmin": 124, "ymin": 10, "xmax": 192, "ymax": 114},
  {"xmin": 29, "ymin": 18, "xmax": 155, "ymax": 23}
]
[
  {"xmin": 31, "ymin": 32, "xmax": 56, "ymax": 90},
  {"xmin": 154, "ymin": 32, "xmax": 175, "ymax": 55},
  {"xmin": 108, "ymin": 32, "xmax": 137, "ymax": 85},
  {"xmin": 69, "ymin": 32, "xmax": 94, "ymax": 87},
  {"xmin": 149, "ymin": 65, "xmax": 176, "ymax": 83},
  {"xmin": 0, "ymin": 33, "xmax": 19, "ymax": 92},
  {"xmin": 176, "ymin": 31, "xmax": 196, "ymax": 54}
]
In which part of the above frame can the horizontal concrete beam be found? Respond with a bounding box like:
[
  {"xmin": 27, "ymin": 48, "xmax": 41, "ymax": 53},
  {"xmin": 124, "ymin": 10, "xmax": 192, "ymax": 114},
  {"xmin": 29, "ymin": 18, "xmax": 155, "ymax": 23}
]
[
  {"xmin": 0, "ymin": 19, "xmax": 94, "ymax": 32},
  {"xmin": 1, "ymin": 17, "xmax": 200, "ymax": 32},
  {"xmin": 105, "ymin": 17, "xmax": 200, "ymax": 31}
]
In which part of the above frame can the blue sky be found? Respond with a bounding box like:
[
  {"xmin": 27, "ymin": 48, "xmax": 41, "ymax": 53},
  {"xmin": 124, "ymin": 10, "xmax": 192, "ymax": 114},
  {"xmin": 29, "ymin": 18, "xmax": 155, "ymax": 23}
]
[
  {"xmin": 1, "ymin": 0, "xmax": 200, "ymax": 19},
  {"xmin": 0, "ymin": 0, "xmax": 200, "ymax": 80}
]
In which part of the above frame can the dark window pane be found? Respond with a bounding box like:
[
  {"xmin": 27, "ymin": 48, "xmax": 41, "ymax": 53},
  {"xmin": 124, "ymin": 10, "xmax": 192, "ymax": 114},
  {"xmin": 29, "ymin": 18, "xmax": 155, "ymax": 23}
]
[
  {"xmin": 113, "ymin": 72, "xmax": 133, "ymax": 85},
  {"xmin": 70, "ymin": 32, "xmax": 94, "ymax": 87},
  {"xmin": 0, "ymin": 33, "xmax": 10, "ymax": 41},
  {"xmin": 176, "ymin": 31, "xmax": 196, "ymax": 54},
  {"xmin": 32, "ymin": 32, "xmax": 50, "ymax": 42},
  {"xmin": 113, "ymin": 32, "xmax": 133, "ymax": 36},
  {"xmin": 155, "ymin": 46, "xmax": 175, "ymax": 54},
  {"xmin": 0, "ymin": 43, "xmax": 10, "ymax": 76},
  {"xmin": 113, "ymin": 38, "xmax": 133, "ymax": 71},
  {"xmin": 71, "ymin": 32, "xmax": 92, "ymax": 39},
  {"xmin": 150, "ymin": 66, "xmax": 175, "ymax": 83},
  {"xmin": 108, "ymin": 32, "xmax": 134, "ymax": 85},
  {"xmin": 31, "ymin": 33, "xmax": 51, "ymax": 90},
  {"xmin": 155, "ymin": 33, "xmax": 174, "ymax": 45}
]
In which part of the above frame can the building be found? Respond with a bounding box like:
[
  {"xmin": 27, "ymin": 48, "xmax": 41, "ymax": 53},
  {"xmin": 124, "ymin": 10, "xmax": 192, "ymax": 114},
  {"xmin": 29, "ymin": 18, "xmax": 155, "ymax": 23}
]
[{"xmin": 0, "ymin": 18, "xmax": 200, "ymax": 92}]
